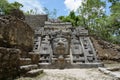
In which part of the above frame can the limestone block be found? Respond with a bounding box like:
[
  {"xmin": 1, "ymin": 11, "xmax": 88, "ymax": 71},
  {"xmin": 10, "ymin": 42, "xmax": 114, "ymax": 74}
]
[
  {"xmin": 20, "ymin": 58, "xmax": 31, "ymax": 66},
  {"xmin": 20, "ymin": 64, "xmax": 38, "ymax": 74},
  {"xmin": 2, "ymin": 53, "xmax": 9, "ymax": 61},
  {"xmin": 25, "ymin": 69, "xmax": 43, "ymax": 77},
  {"xmin": 98, "ymin": 67, "xmax": 111, "ymax": 74},
  {"xmin": 0, "ymin": 47, "xmax": 20, "ymax": 80},
  {"xmin": 0, "ymin": 15, "xmax": 34, "ymax": 53},
  {"xmin": 29, "ymin": 52, "xmax": 40, "ymax": 64}
]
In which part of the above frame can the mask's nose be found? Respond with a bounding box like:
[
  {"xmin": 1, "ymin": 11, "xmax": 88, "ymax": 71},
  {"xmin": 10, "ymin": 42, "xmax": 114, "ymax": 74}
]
[
  {"xmin": 57, "ymin": 39, "xmax": 64, "ymax": 46},
  {"xmin": 58, "ymin": 42, "xmax": 63, "ymax": 46}
]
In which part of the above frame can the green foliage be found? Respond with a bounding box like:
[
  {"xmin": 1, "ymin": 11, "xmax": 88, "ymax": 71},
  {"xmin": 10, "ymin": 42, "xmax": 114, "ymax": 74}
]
[
  {"xmin": 25, "ymin": 9, "xmax": 35, "ymax": 15},
  {"xmin": 106, "ymin": 0, "xmax": 120, "ymax": 43},
  {"xmin": 59, "ymin": 11, "xmax": 79, "ymax": 27},
  {"xmin": 110, "ymin": 2, "xmax": 120, "ymax": 13},
  {"xmin": 10, "ymin": 1, "xmax": 23, "ymax": 9},
  {"xmin": 58, "ymin": 0, "xmax": 120, "ymax": 44},
  {"xmin": 0, "ymin": 0, "xmax": 23, "ymax": 14},
  {"xmin": 0, "ymin": 0, "xmax": 9, "ymax": 14},
  {"xmin": 58, "ymin": 16, "xmax": 64, "ymax": 21},
  {"xmin": 60, "ymin": 0, "xmax": 120, "ymax": 43},
  {"xmin": 108, "ymin": 0, "xmax": 120, "ymax": 4},
  {"xmin": 43, "ymin": 7, "xmax": 57, "ymax": 19}
]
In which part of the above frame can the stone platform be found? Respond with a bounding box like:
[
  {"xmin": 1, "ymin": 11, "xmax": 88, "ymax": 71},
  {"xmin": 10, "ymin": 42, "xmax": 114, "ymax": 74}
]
[{"xmin": 38, "ymin": 63, "xmax": 104, "ymax": 69}]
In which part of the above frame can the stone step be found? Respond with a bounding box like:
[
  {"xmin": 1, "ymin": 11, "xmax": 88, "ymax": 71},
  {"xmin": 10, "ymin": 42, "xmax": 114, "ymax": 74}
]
[
  {"xmin": 107, "ymin": 67, "xmax": 120, "ymax": 71},
  {"xmin": 20, "ymin": 64, "xmax": 38, "ymax": 73},
  {"xmin": 98, "ymin": 67, "xmax": 120, "ymax": 79},
  {"xmin": 38, "ymin": 63, "xmax": 50, "ymax": 65},
  {"xmin": 20, "ymin": 64, "xmax": 38, "ymax": 69},
  {"xmin": 20, "ymin": 58, "xmax": 31, "ymax": 66},
  {"xmin": 25, "ymin": 69, "xmax": 43, "ymax": 77},
  {"xmin": 52, "ymin": 58, "xmax": 71, "ymax": 60}
]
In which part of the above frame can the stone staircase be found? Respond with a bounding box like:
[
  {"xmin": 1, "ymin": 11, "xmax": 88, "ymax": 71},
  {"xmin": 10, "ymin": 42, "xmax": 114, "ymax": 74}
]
[{"xmin": 19, "ymin": 52, "xmax": 43, "ymax": 77}]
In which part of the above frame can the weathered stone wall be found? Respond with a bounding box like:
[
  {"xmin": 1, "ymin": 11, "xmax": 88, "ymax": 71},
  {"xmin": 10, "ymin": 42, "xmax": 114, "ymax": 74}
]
[
  {"xmin": 0, "ymin": 47, "xmax": 21, "ymax": 80},
  {"xmin": 0, "ymin": 15, "xmax": 34, "ymax": 54},
  {"xmin": 25, "ymin": 15, "xmax": 48, "ymax": 30},
  {"xmin": 91, "ymin": 37, "xmax": 120, "ymax": 62},
  {"xmin": 9, "ymin": 9, "xmax": 25, "ymax": 20},
  {"xmin": 20, "ymin": 52, "xmax": 40, "ymax": 66}
]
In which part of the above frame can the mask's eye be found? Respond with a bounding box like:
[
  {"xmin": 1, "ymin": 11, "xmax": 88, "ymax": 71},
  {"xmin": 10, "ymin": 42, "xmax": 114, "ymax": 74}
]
[
  {"xmin": 62, "ymin": 38, "xmax": 67, "ymax": 42},
  {"xmin": 54, "ymin": 38, "xmax": 59, "ymax": 42}
]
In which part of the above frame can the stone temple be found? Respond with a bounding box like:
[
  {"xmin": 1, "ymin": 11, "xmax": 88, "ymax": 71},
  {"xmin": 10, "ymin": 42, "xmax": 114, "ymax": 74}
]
[{"xmin": 31, "ymin": 18, "xmax": 103, "ymax": 68}]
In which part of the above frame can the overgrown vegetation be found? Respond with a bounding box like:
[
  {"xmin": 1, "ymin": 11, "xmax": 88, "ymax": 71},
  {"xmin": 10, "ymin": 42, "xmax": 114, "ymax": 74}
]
[
  {"xmin": 59, "ymin": 0, "xmax": 120, "ymax": 44},
  {"xmin": 0, "ymin": 0, "xmax": 23, "ymax": 14},
  {"xmin": 0, "ymin": 0, "xmax": 120, "ymax": 44},
  {"xmin": 59, "ymin": 11, "xmax": 79, "ymax": 27},
  {"xmin": 43, "ymin": 7, "xmax": 57, "ymax": 19}
]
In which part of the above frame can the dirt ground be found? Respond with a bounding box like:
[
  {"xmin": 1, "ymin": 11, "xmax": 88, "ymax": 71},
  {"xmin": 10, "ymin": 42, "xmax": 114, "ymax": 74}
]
[{"xmin": 16, "ymin": 68, "xmax": 116, "ymax": 80}]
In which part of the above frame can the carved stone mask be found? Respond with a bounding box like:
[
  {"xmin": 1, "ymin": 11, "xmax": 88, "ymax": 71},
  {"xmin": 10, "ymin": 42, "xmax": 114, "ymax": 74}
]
[{"xmin": 53, "ymin": 37, "xmax": 68, "ymax": 55}]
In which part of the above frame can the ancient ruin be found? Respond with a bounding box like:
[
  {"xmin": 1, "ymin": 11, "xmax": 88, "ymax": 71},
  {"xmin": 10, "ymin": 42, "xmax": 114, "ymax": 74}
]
[
  {"xmin": 0, "ymin": 14, "xmax": 119, "ymax": 79},
  {"xmin": 33, "ymin": 20, "xmax": 103, "ymax": 68}
]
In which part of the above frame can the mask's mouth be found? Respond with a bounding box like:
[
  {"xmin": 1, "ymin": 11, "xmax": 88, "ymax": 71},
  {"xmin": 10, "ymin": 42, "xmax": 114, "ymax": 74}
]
[{"xmin": 56, "ymin": 46, "xmax": 65, "ymax": 54}]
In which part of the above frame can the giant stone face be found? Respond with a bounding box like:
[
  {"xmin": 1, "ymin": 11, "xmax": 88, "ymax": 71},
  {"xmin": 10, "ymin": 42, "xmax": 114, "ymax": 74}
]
[{"xmin": 53, "ymin": 38, "xmax": 69, "ymax": 55}]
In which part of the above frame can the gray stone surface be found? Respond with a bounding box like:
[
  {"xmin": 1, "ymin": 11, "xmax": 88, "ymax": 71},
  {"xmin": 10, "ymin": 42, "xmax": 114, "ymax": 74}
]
[
  {"xmin": 20, "ymin": 58, "xmax": 31, "ymax": 66},
  {"xmin": 25, "ymin": 69, "xmax": 43, "ymax": 77},
  {"xmin": 33, "ymin": 21, "xmax": 102, "ymax": 68},
  {"xmin": 99, "ymin": 67, "xmax": 120, "ymax": 79},
  {"xmin": 25, "ymin": 15, "xmax": 48, "ymax": 30}
]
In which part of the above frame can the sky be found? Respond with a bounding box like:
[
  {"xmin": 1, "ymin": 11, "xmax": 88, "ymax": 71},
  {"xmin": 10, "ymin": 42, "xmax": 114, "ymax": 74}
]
[{"xmin": 8, "ymin": 0, "xmax": 111, "ymax": 17}]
